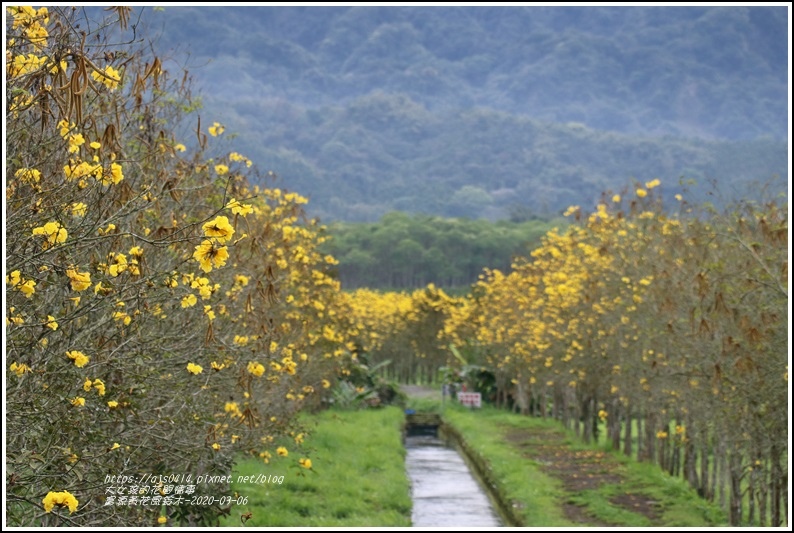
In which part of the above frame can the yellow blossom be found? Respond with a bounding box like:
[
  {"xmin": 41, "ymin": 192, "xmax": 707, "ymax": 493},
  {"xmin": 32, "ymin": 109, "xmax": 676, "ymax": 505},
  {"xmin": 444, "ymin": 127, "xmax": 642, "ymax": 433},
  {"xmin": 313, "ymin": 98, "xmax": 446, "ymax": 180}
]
[
  {"xmin": 636, "ymin": 188, "xmax": 647, "ymax": 198},
  {"xmin": 70, "ymin": 202, "xmax": 88, "ymax": 217},
  {"xmin": 66, "ymin": 350, "xmax": 90, "ymax": 368},
  {"xmin": 193, "ymin": 240, "xmax": 229, "ymax": 273},
  {"xmin": 10, "ymin": 362, "xmax": 31, "ymax": 376},
  {"xmin": 71, "ymin": 396, "xmax": 86, "ymax": 407},
  {"xmin": 174, "ymin": 143, "xmax": 186, "ymax": 152},
  {"xmin": 91, "ymin": 65, "xmax": 121, "ymax": 90},
  {"xmin": 201, "ymin": 216, "xmax": 235, "ymax": 243},
  {"xmin": 108, "ymin": 400, "xmax": 119, "ymax": 408},
  {"xmin": 214, "ymin": 163, "xmax": 229, "ymax": 175},
  {"xmin": 68, "ymin": 133, "xmax": 85, "ymax": 153},
  {"xmin": 227, "ymin": 198, "xmax": 254, "ymax": 216},
  {"xmin": 32, "ymin": 221, "xmax": 67, "ymax": 248},
  {"xmin": 158, "ymin": 516, "xmax": 167, "ymax": 525},
  {"xmin": 14, "ymin": 167, "xmax": 41, "ymax": 183},
  {"xmin": 276, "ymin": 446, "xmax": 288, "ymax": 457},
  {"xmin": 42, "ymin": 491, "xmax": 79, "ymax": 514},
  {"xmin": 299, "ymin": 458, "xmax": 312, "ymax": 469},
  {"xmin": 645, "ymin": 178, "xmax": 661, "ymax": 189},
  {"xmin": 45, "ymin": 316, "xmax": 58, "ymax": 330},
  {"xmin": 211, "ymin": 443, "xmax": 221, "ymax": 451},
  {"xmin": 110, "ymin": 442, "xmax": 120, "ymax": 450},
  {"xmin": 186, "ymin": 363, "xmax": 203, "ymax": 375},
  {"xmin": 66, "ymin": 268, "xmax": 92, "ymax": 291},
  {"xmin": 208, "ymin": 122, "xmax": 224, "ymax": 136},
  {"xmin": 247, "ymin": 361, "xmax": 265, "ymax": 377},
  {"xmin": 181, "ymin": 294, "xmax": 197, "ymax": 308},
  {"xmin": 93, "ymin": 378, "xmax": 106, "ymax": 396}
]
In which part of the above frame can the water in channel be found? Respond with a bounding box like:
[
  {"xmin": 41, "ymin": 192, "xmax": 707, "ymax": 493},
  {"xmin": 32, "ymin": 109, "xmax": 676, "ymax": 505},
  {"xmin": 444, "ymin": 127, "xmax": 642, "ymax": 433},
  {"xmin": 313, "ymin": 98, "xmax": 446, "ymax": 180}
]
[{"xmin": 405, "ymin": 434, "xmax": 502, "ymax": 527}]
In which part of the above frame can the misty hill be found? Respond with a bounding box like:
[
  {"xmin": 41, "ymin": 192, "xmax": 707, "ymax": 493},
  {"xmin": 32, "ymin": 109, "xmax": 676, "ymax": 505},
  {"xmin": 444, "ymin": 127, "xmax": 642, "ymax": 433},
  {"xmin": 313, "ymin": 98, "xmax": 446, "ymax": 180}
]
[{"xmin": 135, "ymin": 6, "xmax": 788, "ymax": 221}]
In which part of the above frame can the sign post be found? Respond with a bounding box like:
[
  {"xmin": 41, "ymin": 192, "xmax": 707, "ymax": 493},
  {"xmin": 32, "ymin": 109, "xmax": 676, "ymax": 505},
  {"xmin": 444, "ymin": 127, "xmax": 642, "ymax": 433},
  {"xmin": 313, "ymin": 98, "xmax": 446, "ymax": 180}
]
[{"xmin": 457, "ymin": 392, "xmax": 481, "ymax": 409}]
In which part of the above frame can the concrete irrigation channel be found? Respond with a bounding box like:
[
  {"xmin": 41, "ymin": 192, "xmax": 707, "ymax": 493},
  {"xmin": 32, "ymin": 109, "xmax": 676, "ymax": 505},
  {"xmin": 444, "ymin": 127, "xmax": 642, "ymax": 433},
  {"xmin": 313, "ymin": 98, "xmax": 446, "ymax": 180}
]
[{"xmin": 403, "ymin": 411, "xmax": 519, "ymax": 527}]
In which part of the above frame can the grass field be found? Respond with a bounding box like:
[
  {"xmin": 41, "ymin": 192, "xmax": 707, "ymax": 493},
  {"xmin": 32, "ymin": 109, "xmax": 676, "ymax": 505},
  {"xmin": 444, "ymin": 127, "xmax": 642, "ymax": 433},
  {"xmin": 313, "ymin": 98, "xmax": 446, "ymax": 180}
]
[
  {"xmin": 434, "ymin": 400, "xmax": 728, "ymax": 527},
  {"xmin": 219, "ymin": 407, "xmax": 411, "ymax": 527}
]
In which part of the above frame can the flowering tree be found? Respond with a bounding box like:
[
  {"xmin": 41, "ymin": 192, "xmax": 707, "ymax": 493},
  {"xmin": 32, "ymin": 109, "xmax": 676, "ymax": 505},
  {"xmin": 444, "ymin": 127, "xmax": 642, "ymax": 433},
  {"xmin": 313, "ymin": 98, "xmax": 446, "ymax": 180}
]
[{"xmin": 6, "ymin": 6, "xmax": 348, "ymax": 526}]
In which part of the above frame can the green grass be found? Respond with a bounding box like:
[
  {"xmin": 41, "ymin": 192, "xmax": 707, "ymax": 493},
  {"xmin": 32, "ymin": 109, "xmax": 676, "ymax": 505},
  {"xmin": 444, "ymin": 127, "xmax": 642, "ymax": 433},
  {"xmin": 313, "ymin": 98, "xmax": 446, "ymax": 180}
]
[
  {"xmin": 436, "ymin": 401, "xmax": 728, "ymax": 527},
  {"xmin": 220, "ymin": 407, "xmax": 411, "ymax": 527},
  {"xmin": 440, "ymin": 405, "xmax": 577, "ymax": 527}
]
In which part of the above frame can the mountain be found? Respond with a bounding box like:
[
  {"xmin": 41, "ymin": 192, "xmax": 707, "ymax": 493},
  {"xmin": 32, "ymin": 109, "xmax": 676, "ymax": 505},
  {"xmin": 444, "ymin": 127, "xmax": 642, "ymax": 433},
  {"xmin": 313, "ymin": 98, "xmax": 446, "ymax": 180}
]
[{"xmin": 133, "ymin": 6, "xmax": 788, "ymax": 221}]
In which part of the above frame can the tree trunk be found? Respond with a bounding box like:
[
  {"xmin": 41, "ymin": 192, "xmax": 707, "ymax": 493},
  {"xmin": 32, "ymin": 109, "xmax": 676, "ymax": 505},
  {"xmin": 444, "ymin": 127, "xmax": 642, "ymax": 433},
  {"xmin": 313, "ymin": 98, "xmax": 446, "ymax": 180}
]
[
  {"xmin": 728, "ymin": 450, "xmax": 743, "ymax": 526},
  {"xmin": 623, "ymin": 407, "xmax": 633, "ymax": 457}
]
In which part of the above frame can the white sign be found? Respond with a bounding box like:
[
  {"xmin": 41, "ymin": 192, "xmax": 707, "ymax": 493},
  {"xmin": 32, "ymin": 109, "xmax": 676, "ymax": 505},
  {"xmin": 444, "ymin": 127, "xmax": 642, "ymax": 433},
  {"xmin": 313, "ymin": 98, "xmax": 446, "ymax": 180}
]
[{"xmin": 458, "ymin": 392, "xmax": 481, "ymax": 408}]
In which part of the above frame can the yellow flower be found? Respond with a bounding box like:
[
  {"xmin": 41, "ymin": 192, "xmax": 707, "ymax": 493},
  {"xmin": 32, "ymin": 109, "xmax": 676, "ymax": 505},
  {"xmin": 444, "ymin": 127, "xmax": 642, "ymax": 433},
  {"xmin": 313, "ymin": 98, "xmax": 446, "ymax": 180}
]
[
  {"xmin": 32, "ymin": 221, "xmax": 67, "ymax": 248},
  {"xmin": 10, "ymin": 362, "xmax": 31, "ymax": 376},
  {"xmin": 174, "ymin": 143, "xmax": 186, "ymax": 152},
  {"xmin": 208, "ymin": 122, "xmax": 225, "ymax": 136},
  {"xmin": 42, "ymin": 490, "xmax": 79, "ymax": 514},
  {"xmin": 91, "ymin": 65, "xmax": 121, "ymax": 90},
  {"xmin": 99, "ymin": 162, "xmax": 124, "ymax": 186},
  {"xmin": 645, "ymin": 178, "xmax": 661, "ymax": 189},
  {"xmin": 71, "ymin": 396, "xmax": 86, "ymax": 407},
  {"xmin": 158, "ymin": 516, "xmax": 167, "ymax": 524},
  {"xmin": 211, "ymin": 443, "xmax": 221, "ymax": 451},
  {"xmin": 636, "ymin": 188, "xmax": 647, "ymax": 198},
  {"xmin": 598, "ymin": 409, "xmax": 608, "ymax": 421},
  {"xmin": 227, "ymin": 198, "xmax": 254, "ymax": 216},
  {"xmin": 93, "ymin": 378, "xmax": 106, "ymax": 396},
  {"xmin": 107, "ymin": 253, "xmax": 128, "ymax": 277},
  {"xmin": 656, "ymin": 430, "xmax": 668, "ymax": 439},
  {"xmin": 14, "ymin": 167, "xmax": 41, "ymax": 183},
  {"xmin": 322, "ymin": 379, "xmax": 331, "ymax": 389},
  {"xmin": 68, "ymin": 133, "xmax": 85, "ymax": 153},
  {"xmin": 193, "ymin": 240, "xmax": 229, "ymax": 273},
  {"xmin": 66, "ymin": 350, "xmax": 90, "ymax": 368},
  {"xmin": 70, "ymin": 202, "xmax": 88, "ymax": 217},
  {"xmin": 107, "ymin": 400, "xmax": 119, "ymax": 408},
  {"xmin": 83, "ymin": 378, "xmax": 93, "ymax": 392},
  {"xmin": 276, "ymin": 447, "xmax": 288, "ymax": 457},
  {"xmin": 299, "ymin": 458, "xmax": 312, "ymax": 469},
  {"xmin": 66, "ymin": 268, "xmax": 92, "ymax": 291},
  {"xmin": 110, "ymin": 442, "xmax": 121, "ymax": 450},
  {"xmin": 211, "ymin": 361, "xmax": 226, "ymax": 371},
  {"xmin": 612, "ymin": 194, "xmax": 621, "ymax": 203},
  {"xmin": 45, "ymin": 316, "xmax": 58, "ymax": 330},
  {"xmin": 186, "ymin": 363, "xmax": 203, "ymax": 375},
  {"xmin": 214, "ymin": 163, "xmax": 229, "ymax": 175},
  {"xmin": 181, "ymin": 294, "xmax": 197, "ymax": 308},
  {"xmin": 6, "ymin": 270, "xmax": 37, "ymax": 298},
  {"xmin": 247, "ymin": 361, "xmax": 265, "ymax": 377},
  {"xmin": 202, "ymin": 216, "xmax": 235, "ymax": 243},
  {"xmin": 90, "ymin": 141, "xmax": 101, "ymax": 149}
]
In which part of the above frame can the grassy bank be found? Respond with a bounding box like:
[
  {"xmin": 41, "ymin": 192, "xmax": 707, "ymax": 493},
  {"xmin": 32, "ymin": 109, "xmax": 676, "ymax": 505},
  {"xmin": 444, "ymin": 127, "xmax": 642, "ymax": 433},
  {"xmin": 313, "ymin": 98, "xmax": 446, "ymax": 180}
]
[
  {"xmin": 220, "ymin": 407, "xmax": 411, "ymax": 527},
  {"xmin": 419, "ymin": 397, "xmax": 728, "ymax": 527}
]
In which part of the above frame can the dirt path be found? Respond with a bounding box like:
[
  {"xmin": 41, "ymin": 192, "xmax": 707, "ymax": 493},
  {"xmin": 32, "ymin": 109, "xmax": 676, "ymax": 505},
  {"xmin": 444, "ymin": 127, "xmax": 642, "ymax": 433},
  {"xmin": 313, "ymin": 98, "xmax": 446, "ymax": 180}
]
[
  {"xmin": 400, "ymin": 384, "xmax": 441, "ymax": 399},
  {"xmin": 503, "ymin": 426, "xmax": 662, "ymax": 526}
]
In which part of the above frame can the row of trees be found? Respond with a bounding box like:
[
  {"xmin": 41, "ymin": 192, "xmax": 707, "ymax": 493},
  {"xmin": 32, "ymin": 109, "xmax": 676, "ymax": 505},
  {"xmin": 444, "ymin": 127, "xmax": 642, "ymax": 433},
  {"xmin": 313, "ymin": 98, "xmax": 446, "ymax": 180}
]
[
  {"xmin": 322, "ymin": 212, "xmax": 561, "ymax": 289},
  {"xmin": 347, "ymin": 182, "xmax": 788, "ymax": 526},
  {"xmin": 5, "ymin": 7, "xmax": 363, "ymax": 526}
]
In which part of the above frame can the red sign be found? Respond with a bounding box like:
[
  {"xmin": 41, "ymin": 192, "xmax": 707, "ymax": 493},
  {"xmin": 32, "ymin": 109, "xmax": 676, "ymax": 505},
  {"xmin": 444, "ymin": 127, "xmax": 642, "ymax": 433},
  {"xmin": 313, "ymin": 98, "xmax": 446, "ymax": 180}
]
[{"xmin": 458, "ymin": 392, "xmax": 482, "ymax": 408}]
